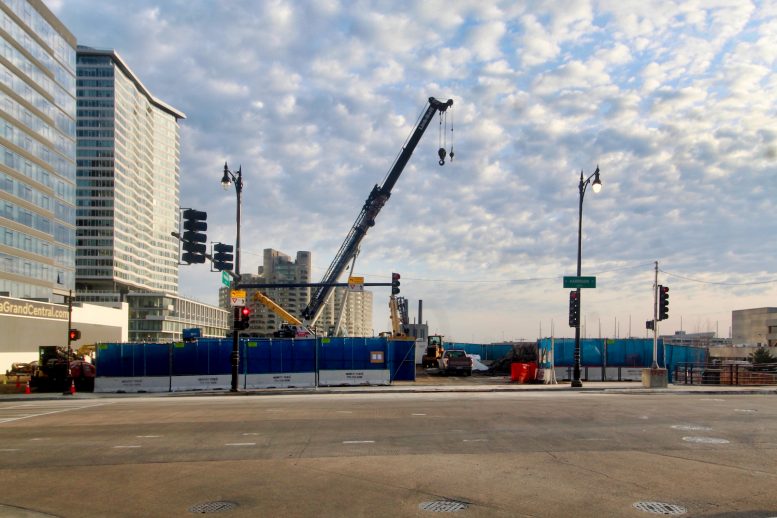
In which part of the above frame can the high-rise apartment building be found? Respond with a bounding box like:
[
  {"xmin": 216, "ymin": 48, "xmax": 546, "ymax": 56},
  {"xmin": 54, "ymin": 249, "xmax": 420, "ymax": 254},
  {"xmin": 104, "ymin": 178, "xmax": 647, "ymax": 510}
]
[
  {"xmin": 0, "ymin": 0, "xmax": 77, "ymax": 301},
  {"xmin": 74, "ymin": 46, "xmax": 185, "ymax": 304}
]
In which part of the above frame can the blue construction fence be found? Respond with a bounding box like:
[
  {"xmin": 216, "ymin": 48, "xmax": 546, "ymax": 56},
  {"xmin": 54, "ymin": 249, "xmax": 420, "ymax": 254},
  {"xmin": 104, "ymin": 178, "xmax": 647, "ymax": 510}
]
[
  {"xmin": 538, "ymin": 338, "xmax": 707, "ymax": 382},
  {"xmin": 94, "ymin": 337, "xmax": 415, "ymax": 391},
  {"xmin": 445, "ymin": 342, "xmax": 514, "ymax": 361}
]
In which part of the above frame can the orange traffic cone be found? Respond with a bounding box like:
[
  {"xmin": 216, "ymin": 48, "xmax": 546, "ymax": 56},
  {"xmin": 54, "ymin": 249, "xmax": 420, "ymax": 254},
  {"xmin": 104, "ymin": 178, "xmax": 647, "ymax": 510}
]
[
  {"xmin": 69, "ymin": 380, "xmax": 76, "ymax": 395},
  {"xmin": 24, "ymin": 381, "xmax": 31, "ymax": 394}
]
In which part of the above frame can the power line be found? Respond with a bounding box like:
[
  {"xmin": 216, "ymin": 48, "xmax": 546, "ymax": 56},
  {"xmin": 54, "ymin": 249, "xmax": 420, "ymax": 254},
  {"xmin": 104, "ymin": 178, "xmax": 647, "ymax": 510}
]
[{"xmin": 659, "ymin": 269, "xmax": 777, "ymax": 286}]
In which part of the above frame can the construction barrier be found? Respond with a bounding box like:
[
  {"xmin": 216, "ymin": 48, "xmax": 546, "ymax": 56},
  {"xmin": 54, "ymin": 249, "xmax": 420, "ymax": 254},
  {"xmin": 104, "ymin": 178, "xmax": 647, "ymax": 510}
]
[
  {"xmin": 94, "ymin": 337, "xmax": 415, "ymax": 393},
  {"xmin": 538, "ymin": 338, "xmax": 707, "ymax": 382}
]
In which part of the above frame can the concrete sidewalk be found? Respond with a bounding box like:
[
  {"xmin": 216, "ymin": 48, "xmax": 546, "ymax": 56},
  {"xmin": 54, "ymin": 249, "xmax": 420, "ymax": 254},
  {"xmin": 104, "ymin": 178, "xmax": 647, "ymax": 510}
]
[{"xmin": 2, "ymin": 379, "xmax": 776, "ymax": 400}]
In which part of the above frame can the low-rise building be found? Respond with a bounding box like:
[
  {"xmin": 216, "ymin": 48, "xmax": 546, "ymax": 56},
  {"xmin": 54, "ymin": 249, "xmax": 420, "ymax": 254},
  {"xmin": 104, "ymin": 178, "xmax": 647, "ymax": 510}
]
[
  {"xmin": 0, "ymin": 294, "xmax": 127, "ymax": 370},
  {"xmin": 127, "ymin": 292, "xmax": 229, "ymax": 343},
  {"xmin": 732, "ymin": 307, "xmax": 777, "ymax": 347}
]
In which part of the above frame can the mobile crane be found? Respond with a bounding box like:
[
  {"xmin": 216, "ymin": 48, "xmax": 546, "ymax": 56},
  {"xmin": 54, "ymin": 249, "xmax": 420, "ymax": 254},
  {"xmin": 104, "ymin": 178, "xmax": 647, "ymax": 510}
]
[{"xmin": 301, "ymin": 97, "xmax": 454, "ymax": 328}]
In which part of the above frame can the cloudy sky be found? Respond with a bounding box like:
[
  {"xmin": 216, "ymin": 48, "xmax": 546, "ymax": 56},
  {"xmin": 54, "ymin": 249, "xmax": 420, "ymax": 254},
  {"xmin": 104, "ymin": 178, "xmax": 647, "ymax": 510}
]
[{"xmin": 51, "ymin": 1, "xmax": 776, "ymax": 343}]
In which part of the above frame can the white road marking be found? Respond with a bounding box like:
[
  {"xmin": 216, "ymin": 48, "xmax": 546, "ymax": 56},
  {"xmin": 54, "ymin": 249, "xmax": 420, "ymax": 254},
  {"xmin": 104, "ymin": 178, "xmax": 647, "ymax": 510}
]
[
  {"xmin": 671, "ymin": 425, "xmax": 712, "ymax": 431},
  {"xmin": 411, "ymin": 413, "xmax": 427, "ymax": 416},
  {"xmin": 0, "ymin": 403, "xmax": 112, "ymax": 425},
  {"xmin": 241, "ymin": 433, "xmax": 259, "ymax": 436},
  {"xmin": 734, "ymin": 409, "xmax": 757, "ymax": 413},
  {"xmin": 29, "ymin": 438, "xmax": 50, "ymax": 441},
  {"xmin": 682, "ymin": 436, "xmax": 730, "ymax": 444},
  {"xmin": 342, "ymin": 440, "xmax": 375, "ymax": 444},
  {"xmin": 225, "ymin": 442, "xmax": 256, "ymax": 446},
  {"xmin": 136, "ymin": 435, "xmax": 162, "ymax": 438},
  {"xmin": 462, "ymin": 439, "xmax": 488, "ymax": 443},
  {"xmin": 113, "ymin": 445, "xmax": 141, "ymax": 449},
  {"xmin": 336, "ymin": 411, "xmax": 353, "ymax": 414},
  {"xmin": 699, "ymin": 398, "xmax": 725, "ymax": 402},
  {"xmin": 0, "ymin": 448, "xmax": 21, "ymax": 452}
]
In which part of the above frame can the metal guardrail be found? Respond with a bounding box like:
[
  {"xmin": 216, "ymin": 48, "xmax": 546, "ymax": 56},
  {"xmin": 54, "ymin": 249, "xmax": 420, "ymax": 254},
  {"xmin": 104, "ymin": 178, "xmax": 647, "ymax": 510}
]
[{"xmin": 674, "ymin": 362, "xmax": 777, "ymax": 386}]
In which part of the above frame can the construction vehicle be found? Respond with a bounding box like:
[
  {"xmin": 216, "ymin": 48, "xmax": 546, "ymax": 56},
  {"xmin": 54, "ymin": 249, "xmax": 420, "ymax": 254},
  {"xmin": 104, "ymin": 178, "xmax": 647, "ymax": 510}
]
[
  {"xmin": 300, "ymin": 97, "xmax": 454, "ymax": 329},
  {"xmin": 252, "ymin": 291, "xmax": 314, "ymax": 338},
  {"xmin": 422, "ymin": 335, "xmax": 445, "ymax": 368},
  {"xmin": 29, "ymin": 345, "xmax": 96, "ymax": 392},
  {"xmin": 238, "ymin": 97, "xmax": 453, "ymax": 337},
  {"xmin": 388, "ymin": 295, "xmax": 409, "ymax": 338}
]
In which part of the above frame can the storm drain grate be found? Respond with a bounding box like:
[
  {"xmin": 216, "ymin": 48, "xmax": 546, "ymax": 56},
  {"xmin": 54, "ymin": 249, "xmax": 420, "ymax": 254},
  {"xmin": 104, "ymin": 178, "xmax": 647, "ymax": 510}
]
[
  {"xmin": 188, "ymin": 501, "xmax": 238, "ymax": 514},
  {"xmin": 419, "ymin": 500, "xmax": 469, "ymax": 512},
  {"xmin": 633, "ymin": 501, "xmax": 687, "ymax": 515}
]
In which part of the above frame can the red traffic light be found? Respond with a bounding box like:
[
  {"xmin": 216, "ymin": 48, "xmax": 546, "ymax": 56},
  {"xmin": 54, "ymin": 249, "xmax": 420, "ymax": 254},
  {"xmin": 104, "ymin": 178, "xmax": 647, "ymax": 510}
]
[
  {"xmin": 392, "ymin": 272, "xmax": 400, "ymax": 281},
  {"xmin": 241, "ymin": 307, "xmax": 251, "ymax": 317},
  {"xmin": 68, "ymin": 329, "xmax": 81, "ymax": 341}
]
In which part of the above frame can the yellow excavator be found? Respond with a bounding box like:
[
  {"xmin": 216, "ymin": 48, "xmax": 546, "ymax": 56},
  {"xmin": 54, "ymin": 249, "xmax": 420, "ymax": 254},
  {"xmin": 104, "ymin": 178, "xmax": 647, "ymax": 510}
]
[{"xmin": 252, "ymin": 291, "xmax": 313, "ymax": 338}]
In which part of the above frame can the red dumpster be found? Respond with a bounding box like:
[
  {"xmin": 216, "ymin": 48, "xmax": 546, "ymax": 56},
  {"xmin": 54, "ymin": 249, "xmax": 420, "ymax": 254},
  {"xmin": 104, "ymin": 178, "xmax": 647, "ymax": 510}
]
[{"xmin": 511, "ymin": 362, "xmax": 538, "ymax": 383}]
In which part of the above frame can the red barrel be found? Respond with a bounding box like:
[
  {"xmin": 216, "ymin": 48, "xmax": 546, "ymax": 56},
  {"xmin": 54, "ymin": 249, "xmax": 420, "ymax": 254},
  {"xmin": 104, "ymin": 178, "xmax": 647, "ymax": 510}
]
[{"xmin": 511, "ymin": 362, "xmax": 538, "ymax": 383}]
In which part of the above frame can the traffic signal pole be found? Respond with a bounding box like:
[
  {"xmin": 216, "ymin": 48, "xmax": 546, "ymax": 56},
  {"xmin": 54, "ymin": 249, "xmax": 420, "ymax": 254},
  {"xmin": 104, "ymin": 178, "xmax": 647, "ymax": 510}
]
[
  {"xmin": 652, "ymin": 261, "xmax": 659, "ymax": 369},
  {"xmin": 64, "ymin": 289, "xmax": 73, "ymax": 395}
]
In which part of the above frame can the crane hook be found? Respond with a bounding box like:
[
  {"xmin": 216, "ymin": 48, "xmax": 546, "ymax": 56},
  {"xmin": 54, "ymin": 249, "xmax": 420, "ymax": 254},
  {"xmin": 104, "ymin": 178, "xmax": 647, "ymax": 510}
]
[
  {"xmin": 438, "ymin": 147, "xmax": 446, "ymax": 166},
  {"xmin": 449, "ymin": 149, "xmax": 454, "ymax": 162}
]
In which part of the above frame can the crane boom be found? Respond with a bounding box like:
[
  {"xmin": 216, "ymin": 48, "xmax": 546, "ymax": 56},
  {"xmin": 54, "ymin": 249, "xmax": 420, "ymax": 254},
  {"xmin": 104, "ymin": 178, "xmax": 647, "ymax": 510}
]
[{"xmin": 301, "ymin": 97, "xmax": 454, "ymax": 325}]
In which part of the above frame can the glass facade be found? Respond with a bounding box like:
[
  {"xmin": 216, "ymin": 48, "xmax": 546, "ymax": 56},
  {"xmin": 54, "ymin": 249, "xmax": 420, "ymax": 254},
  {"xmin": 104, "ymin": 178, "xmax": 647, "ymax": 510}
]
[
  {"xmin": 127, "ymin": 292, "xmax": 229, "ymax": 342},
  {"xmin": 0, "ymin": 0, "xmax": 76, "ymax": 300},
  {"xmin": 75, "ymin": 47, "xmax": 184, "ymax": 304}
]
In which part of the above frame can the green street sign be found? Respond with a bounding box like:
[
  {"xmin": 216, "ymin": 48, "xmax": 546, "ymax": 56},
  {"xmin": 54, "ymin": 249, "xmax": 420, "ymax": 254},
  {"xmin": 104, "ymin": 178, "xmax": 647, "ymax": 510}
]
[
  {"xmin": 222, "ymin": 270, "xmax": 230, "ymax": 287},
  {"xmin": 563, "ymin": 276, "xmax": 597, "ymax": 289}
]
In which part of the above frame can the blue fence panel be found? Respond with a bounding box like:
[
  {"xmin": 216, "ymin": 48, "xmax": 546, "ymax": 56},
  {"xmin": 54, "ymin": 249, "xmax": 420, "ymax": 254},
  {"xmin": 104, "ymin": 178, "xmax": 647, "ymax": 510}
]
[
  {"xmin": 318, "ymin": 337, "xmax": 346, "ymax": 370},
  {"xmin": 144, "ymin": 344, "xmax": 171, "ymax": 376},
  {"xmin": 388, "ymin": 340, "xmax": 416, "ymax": 381},
  {"xmin": 95, "ymin": 343, "xmax": 122, "ymax": 377},
  {"xmin": 205, "ymin": 339, "xmax": 232, "ymax": 375},
  {"xmin": 171, "ymin": 342, "xmax": 201, "ymax": 376},
  {"xmin": 291, "ymin": 339, "xmax": 316, "ymax": 373},
  {"xmin": 540, "ymin": 338, "xmax": 665, "ymax": 368}
]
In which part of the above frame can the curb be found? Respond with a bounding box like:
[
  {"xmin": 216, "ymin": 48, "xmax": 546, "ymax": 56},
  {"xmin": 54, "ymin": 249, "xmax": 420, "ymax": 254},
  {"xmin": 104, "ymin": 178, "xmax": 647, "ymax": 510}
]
[{"xmin": 2, "ymin": 384, "xmax": 776, "ymax": 400}]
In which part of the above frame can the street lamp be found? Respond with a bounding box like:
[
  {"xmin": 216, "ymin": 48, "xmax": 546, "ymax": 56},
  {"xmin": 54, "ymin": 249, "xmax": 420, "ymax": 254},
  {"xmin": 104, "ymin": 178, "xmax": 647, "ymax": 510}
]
[
  {"xmin": 222, "ymin": 162, "xmax": 243, "ymax": 392},
  {"xmin": 572, "ymin": 165, "xmax": 601, "ymax": 388}
]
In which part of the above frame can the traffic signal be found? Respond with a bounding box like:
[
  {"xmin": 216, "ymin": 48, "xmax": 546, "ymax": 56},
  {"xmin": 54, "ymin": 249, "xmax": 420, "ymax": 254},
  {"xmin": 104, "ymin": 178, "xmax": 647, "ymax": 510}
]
[
  {"xmin": 658, "ymin": 285, "xmax": 669, "ymax": 321},
  {"xmin": 182, "ymin": 209, "xmax": 207, "ymax": 264},
  {"xmin": 212, "ymin": 242, "xmax": 234, "ymax": 271},
  {"xmin": 234, "ymin": 306, "xmax": 251, "ymax": 331},
  {"xmin": 568, "ymin": 290, "xmax": 580, "ymax": 328},
  {"xmin": 391, "ymin": 272, "xmax": 400, "ymax": 295},
  {"xmin": 68, "ymin": 328, "xmax": 81, "ymax": 341}
]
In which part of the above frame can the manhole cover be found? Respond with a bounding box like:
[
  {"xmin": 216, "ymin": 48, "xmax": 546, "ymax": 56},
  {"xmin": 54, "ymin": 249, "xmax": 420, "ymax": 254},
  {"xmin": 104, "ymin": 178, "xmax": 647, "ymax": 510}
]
[
  {"xmin": 633, "ymin": 501, "xmax": 687, "ymax": 515},
  {"xmin": 188, "ymin": 501, "xmax": 238, "ymax": 514},
  {"xmin": 671, "ymin": 425, "xmax": 711, "ymax": 431},
  {"xmin": 682, "ymin": 436, "xmax": 730, "ymax": 444},
  {"xmin": 419, "ymin": 500, "xmax": 468, "ymax": 512}
]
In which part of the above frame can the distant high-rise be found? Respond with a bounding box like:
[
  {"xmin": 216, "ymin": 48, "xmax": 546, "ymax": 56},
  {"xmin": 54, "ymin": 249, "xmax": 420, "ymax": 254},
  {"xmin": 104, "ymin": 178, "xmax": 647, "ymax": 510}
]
[
  {"xmin": 220, "ymin": 248, "xmax": 373, "ymax": 337},
  {"xmin": 0, "ymin": 0, "xmax": 77, "ymax": 301},
  {"xmin": 75, "ymin": 46, "xmax": 185, "ymax": 304}
]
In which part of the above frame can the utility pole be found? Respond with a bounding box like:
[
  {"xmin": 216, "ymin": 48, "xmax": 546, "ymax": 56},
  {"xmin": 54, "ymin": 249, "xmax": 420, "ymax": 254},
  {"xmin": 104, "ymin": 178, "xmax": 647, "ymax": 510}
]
[{"xmin": 652, "ymin": 261, "xmax": 659, "ymax": 369}]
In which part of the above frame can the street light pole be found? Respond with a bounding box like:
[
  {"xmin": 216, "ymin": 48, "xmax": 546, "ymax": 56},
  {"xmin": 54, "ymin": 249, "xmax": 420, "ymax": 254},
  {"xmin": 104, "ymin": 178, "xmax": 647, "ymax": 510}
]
[
  {"xmin": 572, "ymin": 166, "xmax": 601, "ymax": 388},
  {"xmin": 222, "ymin": 162, "xmax": 243, "ymax": 392}
]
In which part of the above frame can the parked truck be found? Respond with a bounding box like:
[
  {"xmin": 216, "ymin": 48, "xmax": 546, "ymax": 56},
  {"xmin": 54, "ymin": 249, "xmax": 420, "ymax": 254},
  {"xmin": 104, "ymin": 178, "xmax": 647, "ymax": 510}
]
[{"xmin": 438, "ymin": 349, "xmax": 472, "ymax": 376}]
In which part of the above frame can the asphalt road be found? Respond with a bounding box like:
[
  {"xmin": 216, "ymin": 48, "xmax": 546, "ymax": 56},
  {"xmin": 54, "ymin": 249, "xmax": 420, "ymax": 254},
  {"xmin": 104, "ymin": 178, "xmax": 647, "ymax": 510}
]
[{"xmin": 0, "ymin": 392, "xmax": 776, "ymax": 517}]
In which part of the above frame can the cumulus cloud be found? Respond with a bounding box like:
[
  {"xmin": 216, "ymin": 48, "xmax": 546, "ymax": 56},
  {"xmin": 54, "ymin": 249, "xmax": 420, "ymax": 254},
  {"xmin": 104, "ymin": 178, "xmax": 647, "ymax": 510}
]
[{"xmin": 52, "ymin": 0, "xmax": 777, "ymax": 342}]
